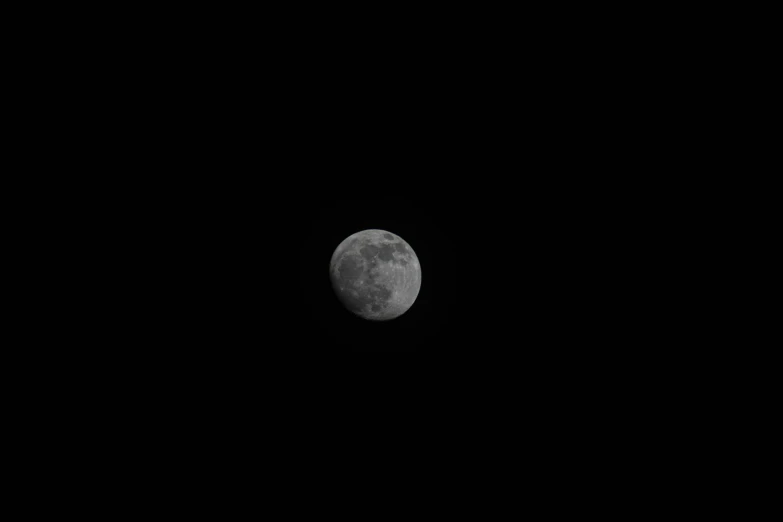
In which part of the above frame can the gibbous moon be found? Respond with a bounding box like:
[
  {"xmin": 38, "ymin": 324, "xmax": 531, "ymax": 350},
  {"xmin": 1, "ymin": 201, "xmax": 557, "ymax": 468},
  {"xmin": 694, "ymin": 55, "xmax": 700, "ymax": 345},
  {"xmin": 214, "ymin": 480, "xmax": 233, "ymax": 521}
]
[{"xmin": 330, "ymin": 229, "xmax": 421, "ymax": 320}]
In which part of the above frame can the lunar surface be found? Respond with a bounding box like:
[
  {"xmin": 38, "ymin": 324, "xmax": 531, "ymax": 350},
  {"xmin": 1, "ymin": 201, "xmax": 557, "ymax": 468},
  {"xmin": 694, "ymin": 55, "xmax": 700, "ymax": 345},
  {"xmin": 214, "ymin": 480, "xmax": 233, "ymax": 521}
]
[{"xmin": 330, "ymin": 229, "xmax": 421, "ymax": 320}]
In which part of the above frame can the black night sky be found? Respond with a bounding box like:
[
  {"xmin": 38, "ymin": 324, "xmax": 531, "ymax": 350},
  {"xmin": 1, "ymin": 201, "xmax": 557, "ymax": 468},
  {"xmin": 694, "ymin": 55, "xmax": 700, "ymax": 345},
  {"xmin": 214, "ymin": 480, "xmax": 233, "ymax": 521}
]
[
  {"xmin": 121, "ymin": 103, "xmax": 652, "ymax": 412},
  {"xmin": 100, "ymin": 18, "xmax": 665, "ymax": 448},
  {"xmin": 74, "ymin": 11, "xmax": 681, "ymax": 502}
]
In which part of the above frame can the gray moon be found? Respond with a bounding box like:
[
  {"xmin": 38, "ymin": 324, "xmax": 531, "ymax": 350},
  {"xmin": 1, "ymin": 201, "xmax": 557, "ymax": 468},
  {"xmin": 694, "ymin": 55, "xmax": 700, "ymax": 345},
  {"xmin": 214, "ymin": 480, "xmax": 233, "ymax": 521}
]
[{"xmin": 330, "ymin": 229, "xmax": 421, "ymax": 320}]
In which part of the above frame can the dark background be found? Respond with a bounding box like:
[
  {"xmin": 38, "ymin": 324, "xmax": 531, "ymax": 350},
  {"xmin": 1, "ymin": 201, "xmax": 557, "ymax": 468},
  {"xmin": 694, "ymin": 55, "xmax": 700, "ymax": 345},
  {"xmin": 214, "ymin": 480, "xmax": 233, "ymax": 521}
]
[
  {"xmin": 42, "ymin": 14, "xmax": 692, "ymax": 502},
  {"xmin": 96, "ymin": 34, "xmax": 662, "ymax": 409},
  {"xmin": 145, "ymin": 170, "xmax": 652, "ymax": 401}
]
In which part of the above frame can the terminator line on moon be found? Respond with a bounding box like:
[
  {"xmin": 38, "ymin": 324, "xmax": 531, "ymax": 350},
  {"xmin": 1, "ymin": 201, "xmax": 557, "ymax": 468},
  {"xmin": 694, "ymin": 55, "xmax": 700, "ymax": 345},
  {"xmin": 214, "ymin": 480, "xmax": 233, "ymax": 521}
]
[{"xmin": 330, "ymin": 230, "xmax": 421, "ymax": 320}]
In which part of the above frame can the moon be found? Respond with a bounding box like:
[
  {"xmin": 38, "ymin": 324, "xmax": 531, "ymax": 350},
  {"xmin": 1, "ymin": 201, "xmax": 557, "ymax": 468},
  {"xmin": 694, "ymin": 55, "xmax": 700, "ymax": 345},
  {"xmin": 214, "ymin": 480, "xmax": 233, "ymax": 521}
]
[{"xmin": 330, "ymin": 229, "xmax": 421, "ymax": 320}]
